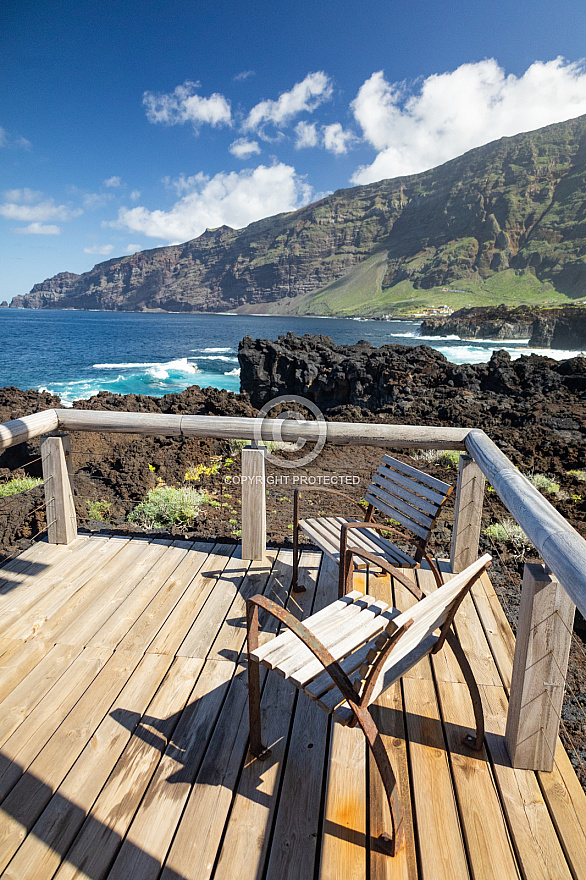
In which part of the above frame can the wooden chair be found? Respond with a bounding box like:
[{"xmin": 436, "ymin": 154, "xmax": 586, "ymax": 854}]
[
  {"xmin": 292, "ymin": 453, "xmax": 453, "ymax": 597},
  {"xmin": 246, "ymin": 553, "xmax": 492, "ymax": 856}
]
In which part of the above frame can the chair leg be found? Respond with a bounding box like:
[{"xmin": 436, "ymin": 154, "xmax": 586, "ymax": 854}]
[
  {"xmin": 353, "ymin": 705, "xmax": 404, "ymax": 856},
  {"xmin": 292, "ymin": 526, "xmax": 306, "ymax": 593},
  {"xmin": 445, "ymin": 629, "xmax": 484, "ymax": 750},
  {"xmin": 248, "ymin": 656, "xmax": 271, "ymax": 760}
]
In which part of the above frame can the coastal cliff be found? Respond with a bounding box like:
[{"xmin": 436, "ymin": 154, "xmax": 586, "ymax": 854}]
[
  {"xmin": 421, "ymin": 305, "xmax": 586, "ymax": 348},
  {"xmin": 11, "ymin": 114, "xmax": 586, "ymax": 315}
]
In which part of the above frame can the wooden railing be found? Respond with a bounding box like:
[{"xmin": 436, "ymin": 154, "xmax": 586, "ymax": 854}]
[{"xmin": 0, "ymin": 406, "xmax": 582, "ymax": 772}]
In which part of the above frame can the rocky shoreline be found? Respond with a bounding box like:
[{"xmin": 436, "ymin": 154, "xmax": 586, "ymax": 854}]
[{"xmin": 420, "ymin": 305, "xmax": 586, "ymax": 348}]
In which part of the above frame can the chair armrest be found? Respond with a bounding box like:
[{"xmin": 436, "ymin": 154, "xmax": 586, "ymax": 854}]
[
  {"xmin": 340, "ymin": 521, "xmax": 443, "ymax": 591},
  {"xmin": 246, "ymin": 594, "xmax": 361, "ymax": 708}
]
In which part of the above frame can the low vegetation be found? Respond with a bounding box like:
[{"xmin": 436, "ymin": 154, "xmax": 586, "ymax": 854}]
[
  {"xmin": 86, "ymin": 499, "xmax": 111, "ymax": 522},
  {"xmin": 0, "ymin": 476, "xmax": 43, "ymax": 497},
  {"xmin": 128, "ymin": 484, "xmax": 207, "ymax": 528},
  {"xmin": 526, "ymin": 473, "xmax": 560, "ymax": 494},
  {"xmin": 484, "ymin": 518, "xmax": 531, "ymax": 552}
]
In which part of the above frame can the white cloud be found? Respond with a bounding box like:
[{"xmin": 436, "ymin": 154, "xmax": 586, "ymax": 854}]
[
  {"xmin": 4, "ymin": 188, "xmax": 43, "ymax": 203},
  {"xmin": 229, "ymin": 138, "xmax": 261, "ymax": 159},
  {"xmin": 84, "ymin": 244, "xmax": 115, "ymax": 255},
  {"xmin": 0, "ymin": 127, "xmax": 31, "ymax": 150},
  {"xmin": 244, "ymin": 72, "xmax": 333, "ymax": 135},
  {"xmin": 104, "ymin": 176, "xmax": 121, "ymax": 188},
  {"xmin": 83, "ymin": 192, "xmax": 113, "ymax": 209},
  {"xmin": 0, "ymin": 197, "xmax": 81, "ymax": 222},
  {"xmin": 143, "ymin": 81, "xmax": 231, "ymax": 130},
  {"xmin": 351, "ymin": 58, "xmax": 586, "ymax": 184},
  {"xmin": 111, "ymin": 163, "xmax": 313, "ymax": 242},
  {"xmin": 125, "ymin": 243, "xmax": 143, "ymax": 253},
  {"xmin": 14, "ymin": 222, "xmax": 60, "ymax": 235},
  {"xmin": 234, "ymin": 70, "xmax": 255, "ymax": 82},
  {"xmin": 130, "ymin": 190, "xmax": 141, "ymax": 201},
  {"xmin": 323, "ymin": 123, "xmax": 356, "ymax": 155},
  {"xmin": 295, "ymin": 121, "xmax": 319, "ymax": 149}
]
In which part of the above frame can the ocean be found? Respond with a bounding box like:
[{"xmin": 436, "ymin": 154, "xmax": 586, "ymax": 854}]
[{"xmin": 0, "ymin": 309, "xmax": 580, "ymax": 406}]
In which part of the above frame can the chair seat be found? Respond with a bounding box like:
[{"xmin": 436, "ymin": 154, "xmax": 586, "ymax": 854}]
[
  {"xmin": 250, "ymin": 589, "xmax": 437, "ymax": 725},
  {"xmin": 299, "ymin": 516, "xmax": 418, "ymax": 571}
]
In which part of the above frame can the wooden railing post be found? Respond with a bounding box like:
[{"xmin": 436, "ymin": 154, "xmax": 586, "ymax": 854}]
[
  {"xmin": 450, "ymin": 454, "xmax": 485, "ymax": 573},
  {"xmin": 40, "ymin": 434, "xmax": 77, "ymax": 544},
  {"xmin": 506, "ymin": 563, "xmax": 575, "ymax": 771},
  {"xmin": 241, "ymin": 443, "xmax": 266, "ymax": 561}
]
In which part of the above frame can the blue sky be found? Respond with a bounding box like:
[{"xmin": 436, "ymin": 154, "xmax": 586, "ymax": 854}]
[{"xmin": 2, "ymin": 0, "xmax": 586, "ymax": 301}]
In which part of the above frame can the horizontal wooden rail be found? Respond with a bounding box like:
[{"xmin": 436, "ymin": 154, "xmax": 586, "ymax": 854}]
[
  {"xmin": 52, "ymin": 410, "xmax": 469, "ymax": 449},
  {"xmin": 0, "ymin": 409, "xmax": 59, "ymax": 452},
  {"xmin": 466, "ymin": 429, "xmax": 586, "ymax": 618}
]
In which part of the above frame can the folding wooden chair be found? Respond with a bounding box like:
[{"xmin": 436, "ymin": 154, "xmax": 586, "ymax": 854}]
[
  {"xmin": 246, "ymin": 553, "xmax": 492, "ymax": 855},
  {"xmin": 292, "ymin": 453, "xmax": 453, "ymax": 597}
]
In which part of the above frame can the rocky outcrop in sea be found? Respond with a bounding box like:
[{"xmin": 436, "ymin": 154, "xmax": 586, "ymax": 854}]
[{"xmin": 420, "ymin": 305, "xmax": 586, "ymax": 349}]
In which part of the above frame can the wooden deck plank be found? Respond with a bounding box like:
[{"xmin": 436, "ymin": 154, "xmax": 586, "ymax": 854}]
[
  {"xmin": 1, "ymin": 536, "xmax": 133, "ymax": 641},
  {"xmin": 538, "ymin": 742, "xmax": 586, "ymax": 880},
  {"xmin": 0, "ymin": 536, "xmax": 99, "ymax": 636},
  {"xmin": 0, "ymin": 640, "xmax": 53, "ymax": 705},
  {"xmin": 461, "ymin": 567, "xmax": 584, "ymax": 879},
  {"xmin": 481, "ymin": 685, "xmax": 574, "ymax": 880},
  {"xmin": 109, "ymin": 550, "xmax": 293, "ymax": 880},
  {"xmin": 417, "ymin": 567, "xmax": 520, "ymax": 880},
  {"xmin": 138, "ymin": 543, "xmax": 233, "ymax": 656},
  {"xmin": 0, "ymin": 649, "xmax": 142, "ymax": 873},
  {"xmin": 106, "ymin": 657, "xmax": 237, "ymax": 880},
  {"xmin": 0, "ymin": 646, "xmax": 112, "ymax": 803},
  {"xmin": 1, "ymin": 652, "xmax": 173, "ymax": 880},
  {"xmin": 161, "ymin": 549, "xmax": 318, "ymax": 880},
  {"xmin": 0, "ymin": 535, "xmax": 87, "ymax": 597},
  {"xmin": 212, "ymin": 550, "xmax": 318, "ymax": 880},
  {"xmin": 319, "ymin": 723, "xmax": 367, "ymax": 880},
  {"xmin": 0, "ymin": 643, "xmax": 83, "ymax": 748},
  {"xmin": 369, "ymin": 572, "xmax": 417, "ymax": 880},
  {"xmin": 175, "ymin": 548, "xmax": 251, "ymax": 659},
  {"xmin": 393, "ymin": 569, "xmax": 469, "ymax": 880},
  {"xmin": 470, "ymin": 570, "xmax": 515, "ymax": 691},
  {"xmin": 261, "ymin": 552, "xmax": 330, "ymax": 880},
  {"xmin": 49, "ymin": 539, "xmax": 172, "ymax": 647},
  {"xmin": 51, "ymin": 655, "xmax": 204, "ymax": 880},
  {"xmin": 85, "ymin": 540, "xmax": 196, "ymax": 649}
]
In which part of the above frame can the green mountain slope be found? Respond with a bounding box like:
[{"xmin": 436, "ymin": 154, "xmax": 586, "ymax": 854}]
[{"xmin": 12, "ymin": 114, "xmax": 586, "ymax": 315}]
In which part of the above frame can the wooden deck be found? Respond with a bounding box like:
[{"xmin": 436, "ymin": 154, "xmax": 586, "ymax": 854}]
[{"xmin": 0, "ymin": 533, "xmax": 584, "ymax": 880}]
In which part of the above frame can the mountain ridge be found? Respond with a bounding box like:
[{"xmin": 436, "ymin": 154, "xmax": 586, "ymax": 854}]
[{"xmin": 11, "ymin": 114, "xmax": 586, "ymax": 316}]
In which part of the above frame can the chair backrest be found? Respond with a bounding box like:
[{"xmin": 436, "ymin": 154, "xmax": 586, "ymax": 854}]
[
  {"xmin": 367, "ymin": 553, "xmax": 492, "ymax": 705},
  {"xmin": 365, "ymin": 454, "xmax": 453, "ymax": 546}
]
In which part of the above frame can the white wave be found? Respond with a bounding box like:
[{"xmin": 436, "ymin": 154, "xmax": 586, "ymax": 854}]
[
  {"xmin": 93, "ymin": 357, "xmax": 199, "ymax": 374},
  {"xmin": 412, "ymin": 333, "xmax": 461, "ymax": 341},
  {"xmin": 191, "ymin": 347, "xmax": 233, "ymax": 353},
  {"xmin": 193, "ymin": 355, "xmax": 238, "ymax": 362},
  {"xmin": 224, "ymin": 367, "xmax": 240, "ymax": 376}
]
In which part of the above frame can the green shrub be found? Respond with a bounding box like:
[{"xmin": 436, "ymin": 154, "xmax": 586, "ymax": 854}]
[
  {"xmin": 484, "ymin": 518, "xmax": 531, "ymax": 549},
  {"xmin": 410, "ymin": 449, "xmax": 461, "ymax": 467},
  {"xmin": 526, "ymin": 473, "xmax": 560, "ymax": 494},
  {"xmin": 87, "ymin": 499, "xmax": 111, "ymax": 522},
  {"xmin": 0, "ymin": 476, "xmax": 43, "ymax": 497},
  {"xmin": 128, "ymin": 485, "xmax": 206, "ymax": 528}
]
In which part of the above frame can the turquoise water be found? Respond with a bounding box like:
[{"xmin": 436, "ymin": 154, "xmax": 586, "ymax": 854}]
[{"xmin": 0, "ymin": 309, "xmax": 577, "ymax": 406}]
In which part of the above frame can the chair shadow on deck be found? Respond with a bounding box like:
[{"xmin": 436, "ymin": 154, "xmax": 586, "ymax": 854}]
[
  {"xmin": 0, "ymin": 560, "xmax": 51, "ymax": 593},
  {"xmin": 0, "ymin": 749, "xmax": 192, "ymax": 880}
]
